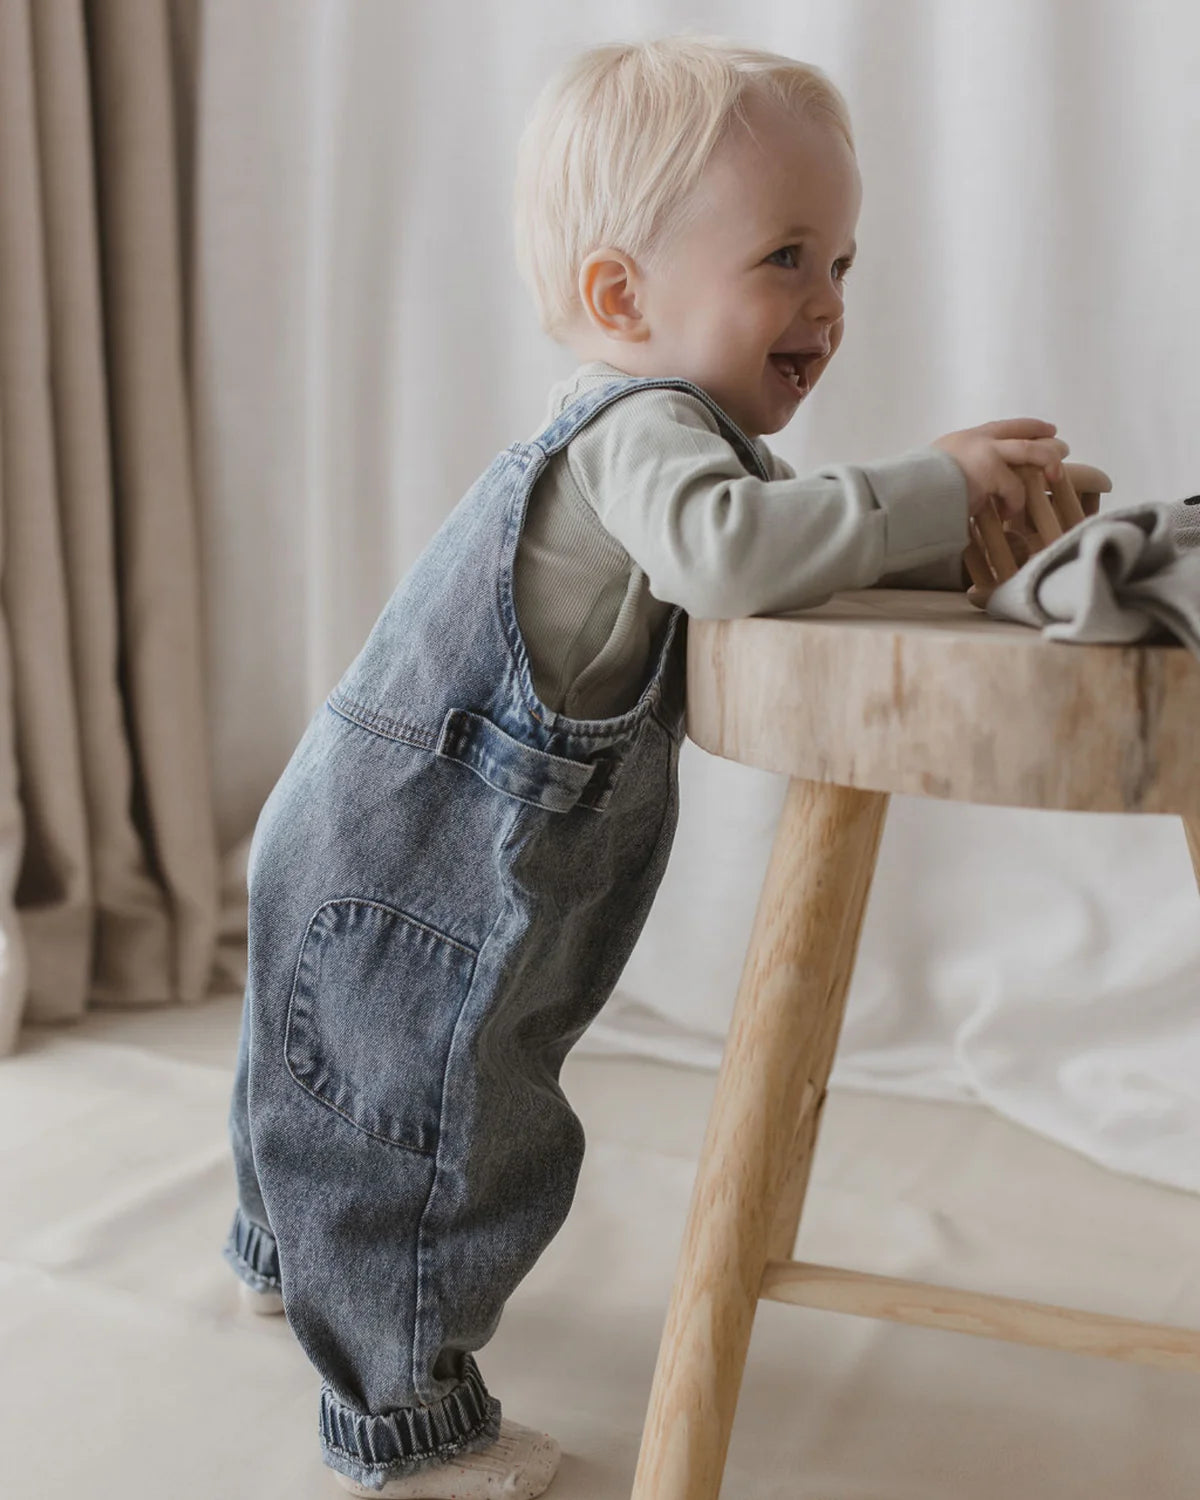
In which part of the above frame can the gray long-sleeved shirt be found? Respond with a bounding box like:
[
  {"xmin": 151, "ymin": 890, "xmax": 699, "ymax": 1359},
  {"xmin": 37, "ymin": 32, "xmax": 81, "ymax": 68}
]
[{"xmin": 513, "ymin": 361, "xmax": 970, "ymax": 719}]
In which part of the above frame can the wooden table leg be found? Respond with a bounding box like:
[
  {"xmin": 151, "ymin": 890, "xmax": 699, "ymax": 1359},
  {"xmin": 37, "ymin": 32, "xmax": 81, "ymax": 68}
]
[
  {"xmin": 1184, "ymin": 817, "xmax": 1200, "ymax": 892},
  {"xmin": 766, "ymin": 794, "xmax": 888, "ymax": 1264},
  {"xmin": 630, "ymin": 779, "xmax": 890, "ymax": 1500}
]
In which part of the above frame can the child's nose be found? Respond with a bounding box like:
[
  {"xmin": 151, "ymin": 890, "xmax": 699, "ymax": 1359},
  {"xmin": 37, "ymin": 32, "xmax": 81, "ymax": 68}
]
[{"xmin": 806, "ymin": 276, "xmax": 845, "ymax": 319}]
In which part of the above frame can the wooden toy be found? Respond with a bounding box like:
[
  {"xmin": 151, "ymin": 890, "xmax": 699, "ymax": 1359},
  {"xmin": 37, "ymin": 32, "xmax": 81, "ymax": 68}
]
[{"xmin": 964, "ymin": 461, "xmax": 1113, "ymax": 607}]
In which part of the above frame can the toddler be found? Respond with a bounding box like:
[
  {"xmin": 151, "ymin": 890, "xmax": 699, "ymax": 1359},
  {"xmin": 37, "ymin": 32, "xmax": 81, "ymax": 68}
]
[{"xmin": 223, "ymin": 35, "xmax": 1069, "ymax": 1499}]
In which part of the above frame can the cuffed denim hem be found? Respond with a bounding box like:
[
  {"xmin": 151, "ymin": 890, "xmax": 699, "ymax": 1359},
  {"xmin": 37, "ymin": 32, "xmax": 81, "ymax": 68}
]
[
  {"xmin": 222, "ymin": 1204, "xmax": 282, "ymax": 1293},
  {"xmin": 319, "ymin": 1356, "xmax": 503, "ymax": 1488}
]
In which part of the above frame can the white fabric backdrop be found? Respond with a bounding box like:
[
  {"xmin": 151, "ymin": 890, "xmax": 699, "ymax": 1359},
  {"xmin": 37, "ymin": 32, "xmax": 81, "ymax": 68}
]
[{"xmin": 191, "ymin": 0, "xmax": 1200, "ymax": 1190}]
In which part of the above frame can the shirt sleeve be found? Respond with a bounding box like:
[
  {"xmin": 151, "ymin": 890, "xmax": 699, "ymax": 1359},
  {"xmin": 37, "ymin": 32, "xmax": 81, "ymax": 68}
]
[
  {"xmin": 566, "ymin": 387, "xmax": 970, "ymax": 618},
  {"xmin": 761, "ymin": 446, "xmax": 969, "ymax": 591}
]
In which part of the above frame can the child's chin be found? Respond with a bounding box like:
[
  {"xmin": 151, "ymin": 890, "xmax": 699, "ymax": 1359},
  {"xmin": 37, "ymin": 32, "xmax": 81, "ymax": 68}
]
[{"xmin": 758, "ymin": 398, "xmax": 805, "ymax": 436}]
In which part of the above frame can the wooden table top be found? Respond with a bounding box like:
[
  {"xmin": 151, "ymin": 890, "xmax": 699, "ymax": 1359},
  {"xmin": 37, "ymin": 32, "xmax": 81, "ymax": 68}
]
[{"xmin": 686, "ymin": 590, "xmax": 1200, "ymax": 814}]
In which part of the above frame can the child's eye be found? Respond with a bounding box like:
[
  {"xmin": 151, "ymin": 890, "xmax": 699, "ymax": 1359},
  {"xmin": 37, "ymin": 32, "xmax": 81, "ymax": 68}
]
[
  {"xmin": 765, "ymin": 246, "xmax": 855, "ymax": 281},
  {"xmin": 766, "ymin": 245, "xmax": 800, "ymax": 268}
]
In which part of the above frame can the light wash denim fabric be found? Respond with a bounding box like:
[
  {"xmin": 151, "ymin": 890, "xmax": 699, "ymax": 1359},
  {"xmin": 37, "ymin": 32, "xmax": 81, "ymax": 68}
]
[{"xmin": 223, "ymin": 375, "xmax": 769, "ymax": 1489}]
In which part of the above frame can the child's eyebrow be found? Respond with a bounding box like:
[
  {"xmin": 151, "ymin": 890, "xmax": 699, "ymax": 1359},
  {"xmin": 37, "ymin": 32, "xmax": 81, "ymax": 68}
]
[{"xmin": 773, "ymin": 225, "xmax": 857, "ymax": 258}]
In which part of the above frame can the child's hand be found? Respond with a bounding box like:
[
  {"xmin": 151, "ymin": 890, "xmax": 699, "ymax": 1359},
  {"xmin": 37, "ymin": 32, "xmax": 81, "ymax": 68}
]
[{"xmin": 932, "ymin": 419, "xmax": 1070, "ymax": 520}]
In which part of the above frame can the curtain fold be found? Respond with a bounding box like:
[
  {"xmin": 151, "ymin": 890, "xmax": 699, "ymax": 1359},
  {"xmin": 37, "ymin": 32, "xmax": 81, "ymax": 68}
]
[{"xmin": 0, "ymin": 0, "xmax": 217, "ymax": 1050}]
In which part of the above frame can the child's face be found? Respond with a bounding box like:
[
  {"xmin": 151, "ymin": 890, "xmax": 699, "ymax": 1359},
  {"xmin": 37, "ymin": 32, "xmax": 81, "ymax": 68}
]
[{"xmin": 581, "ymin": 96, "xmax": 862, "ymax": 439}]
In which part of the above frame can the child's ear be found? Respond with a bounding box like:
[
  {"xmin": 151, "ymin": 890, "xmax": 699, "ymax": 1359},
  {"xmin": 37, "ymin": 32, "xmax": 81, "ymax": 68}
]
[{"xmin": 578, "ymin": 249, "xmax": 649, "ymax": 342}]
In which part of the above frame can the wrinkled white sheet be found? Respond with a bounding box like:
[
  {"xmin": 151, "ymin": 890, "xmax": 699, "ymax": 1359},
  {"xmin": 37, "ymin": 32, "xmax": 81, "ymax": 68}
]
[
  {"xmin": 988, "ymin": 501, "xmax": 1200, "ymax": 648},
  {"xmin": 5, "ymin": 998, "xmax": 1200, "ymax": 1499}
]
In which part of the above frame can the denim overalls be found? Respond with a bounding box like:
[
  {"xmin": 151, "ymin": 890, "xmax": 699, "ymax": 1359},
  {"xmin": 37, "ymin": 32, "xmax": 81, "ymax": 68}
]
[{"xmin": 223, "ymin": 373, "xmax": 770, "ymax": 1489}]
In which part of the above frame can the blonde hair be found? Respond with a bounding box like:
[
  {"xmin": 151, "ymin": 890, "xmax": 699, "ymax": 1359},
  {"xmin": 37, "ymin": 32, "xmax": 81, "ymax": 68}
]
[{"xmin": 513, "ymin": 35, "xmax": 856, "ymax": 340}]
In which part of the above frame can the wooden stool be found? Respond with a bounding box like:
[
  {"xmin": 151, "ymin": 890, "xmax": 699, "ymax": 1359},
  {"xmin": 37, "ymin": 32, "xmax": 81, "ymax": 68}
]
[{"xmin": 630, "ymin": 589, "xmax": 1200, "ymax": 1500}]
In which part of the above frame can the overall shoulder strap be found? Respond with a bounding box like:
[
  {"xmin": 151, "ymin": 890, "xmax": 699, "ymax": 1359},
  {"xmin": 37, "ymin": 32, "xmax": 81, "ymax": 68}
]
[{"xmin": 531, "ymin": 374, "xmax": 771, "ymax": 481}]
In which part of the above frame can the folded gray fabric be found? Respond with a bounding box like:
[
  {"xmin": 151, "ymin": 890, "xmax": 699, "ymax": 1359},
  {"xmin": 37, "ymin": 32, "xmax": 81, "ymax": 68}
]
[{"xmin": 986, "ymin": 500, "xmax": 1200, "ymax": 658}]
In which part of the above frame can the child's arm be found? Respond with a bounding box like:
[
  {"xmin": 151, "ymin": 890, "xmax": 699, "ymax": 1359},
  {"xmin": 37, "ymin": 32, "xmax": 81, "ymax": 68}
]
[
  {"xmin": 761, "ymin": 448, "xmax": 969, "ymax": 592},
  {"xmin": 572, "ymin": 388, "xmax": 971, "ymax": 617}
]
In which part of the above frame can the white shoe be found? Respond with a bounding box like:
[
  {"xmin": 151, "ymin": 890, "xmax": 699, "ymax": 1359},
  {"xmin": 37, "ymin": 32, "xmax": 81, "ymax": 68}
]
[
  {"xmin": 238, "ymin": 1280, "xmax": 285, "ymax": 1315},
  {"xmin": 331, "ymin": 1418, "xmax": 560, "ymax": 1498}
]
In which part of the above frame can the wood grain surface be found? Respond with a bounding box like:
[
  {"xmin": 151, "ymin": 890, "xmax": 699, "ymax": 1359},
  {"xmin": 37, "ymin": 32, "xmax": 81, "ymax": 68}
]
[{"xmin": 687, "ymin": 590, "xmax": 1200, "ymax": 813}]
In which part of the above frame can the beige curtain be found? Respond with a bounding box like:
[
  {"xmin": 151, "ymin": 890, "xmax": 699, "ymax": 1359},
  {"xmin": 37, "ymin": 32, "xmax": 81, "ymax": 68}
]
[{"xmin": 0, "ymin": 0, "xmax": 217, "ymax": 1053}]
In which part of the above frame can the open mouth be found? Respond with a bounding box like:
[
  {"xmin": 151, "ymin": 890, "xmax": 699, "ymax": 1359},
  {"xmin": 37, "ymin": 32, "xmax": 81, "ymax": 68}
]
[{"xmin": 768, "ymin": 352, "xmax": 815, "ymax": 392}]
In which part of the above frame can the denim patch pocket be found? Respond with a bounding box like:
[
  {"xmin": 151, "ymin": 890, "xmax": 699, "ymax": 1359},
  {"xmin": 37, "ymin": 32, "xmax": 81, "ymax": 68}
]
[
  {"xmin": 284, "ymin": 898, "xmax": 478, "ymax": 1155},
  {"xmin": 436, "ymin": 708, "xmax": 623, "ymax": 813}
]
